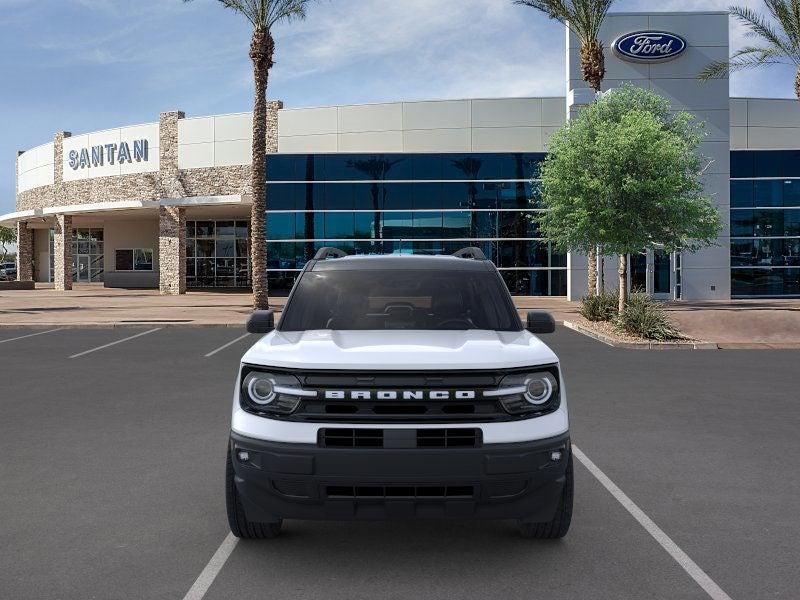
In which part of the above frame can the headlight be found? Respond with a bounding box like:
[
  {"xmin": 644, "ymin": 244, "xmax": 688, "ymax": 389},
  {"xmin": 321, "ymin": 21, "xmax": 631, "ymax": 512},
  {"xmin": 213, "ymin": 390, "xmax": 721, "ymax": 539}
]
[
  {"xmin": 240, "ymin": 368, "xmax": 313, "ymax": 415},
  {"xmin": 486, "ymin": 368, "xmax": 560, "ymax": 415}
]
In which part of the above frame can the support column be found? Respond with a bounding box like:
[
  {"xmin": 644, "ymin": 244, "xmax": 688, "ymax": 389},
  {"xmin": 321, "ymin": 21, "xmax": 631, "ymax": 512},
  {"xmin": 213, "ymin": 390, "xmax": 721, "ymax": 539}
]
[
  {"xmin": 159, "ymin": 205, "xmax": 185, "ymax": 295},
  {"xmin": 16, "ymin": 221, "xmax": 34, "ymax": 282},
  {"xmin": 53, "ymin": 214, "xmax": 73, "ymax": 291}
]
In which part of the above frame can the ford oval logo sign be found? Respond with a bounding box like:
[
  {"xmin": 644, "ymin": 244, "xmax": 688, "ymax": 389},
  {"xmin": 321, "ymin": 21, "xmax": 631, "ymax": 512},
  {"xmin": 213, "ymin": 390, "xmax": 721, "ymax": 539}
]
[{"xmin": 613, "ymin": 31, "xmax": 687, "ymax": 62}]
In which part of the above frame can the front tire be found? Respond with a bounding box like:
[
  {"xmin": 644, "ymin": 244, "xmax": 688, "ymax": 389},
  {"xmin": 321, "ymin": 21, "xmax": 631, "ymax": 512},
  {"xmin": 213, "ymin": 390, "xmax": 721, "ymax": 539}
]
[
  {"xmin": 226, "ymin": 447, "xmax": 282, "ymax": 539},
  {"xmin": 518, "ymin": 450, "xmax": 573, "ymax": 539}
]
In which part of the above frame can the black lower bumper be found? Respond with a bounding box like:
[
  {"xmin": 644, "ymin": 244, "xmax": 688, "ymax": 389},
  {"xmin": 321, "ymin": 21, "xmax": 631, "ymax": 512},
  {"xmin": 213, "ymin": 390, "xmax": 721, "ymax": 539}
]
[{"xmin": 230, "ymin": 431, "xmax": 570, "ymax": 522}]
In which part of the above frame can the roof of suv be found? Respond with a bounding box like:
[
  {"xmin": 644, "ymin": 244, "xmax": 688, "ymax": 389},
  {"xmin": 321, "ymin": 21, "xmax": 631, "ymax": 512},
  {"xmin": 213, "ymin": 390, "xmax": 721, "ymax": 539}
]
[{"xmin": 310, "ymin": 254, "xmax": 494, "ymax": 272}]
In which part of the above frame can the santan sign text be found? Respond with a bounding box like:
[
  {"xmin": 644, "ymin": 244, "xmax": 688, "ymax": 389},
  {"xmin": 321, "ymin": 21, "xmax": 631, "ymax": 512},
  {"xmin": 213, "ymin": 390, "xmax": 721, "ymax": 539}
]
[{"xmin": 68, "ymin": 139, "xmax": 149, "ymax": 170}]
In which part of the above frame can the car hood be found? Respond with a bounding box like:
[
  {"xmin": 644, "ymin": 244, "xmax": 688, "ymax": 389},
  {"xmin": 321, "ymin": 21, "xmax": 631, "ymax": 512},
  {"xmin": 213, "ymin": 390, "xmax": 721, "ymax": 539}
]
[{"xmin": 241, "ymin": 329, "xmax": 558, "ymax": 370}]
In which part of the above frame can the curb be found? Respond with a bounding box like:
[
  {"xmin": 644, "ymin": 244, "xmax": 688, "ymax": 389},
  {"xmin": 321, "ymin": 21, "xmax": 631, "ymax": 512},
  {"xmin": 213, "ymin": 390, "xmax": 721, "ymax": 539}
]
[
  {"xmin": 0, "ymin": 322, "xmax": 248, "ymax": 329},
  {"xmin": 563, "ymin": 321, "xmax": 718, "ymax": 350}
]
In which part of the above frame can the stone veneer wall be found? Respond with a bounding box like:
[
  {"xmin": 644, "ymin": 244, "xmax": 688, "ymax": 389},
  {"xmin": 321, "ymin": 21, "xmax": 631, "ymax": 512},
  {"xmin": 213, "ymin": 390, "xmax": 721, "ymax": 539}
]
[
  {"xmin": 158, "ymin": 206, "xmax": 186, "ymax": 294},
  {"xmin": 15, "ymin": 221, "xmax": 33, "ymax": 282},
  {"xmin": 53, "ymin": 214, "xmax": 73, "ymax": 291}
]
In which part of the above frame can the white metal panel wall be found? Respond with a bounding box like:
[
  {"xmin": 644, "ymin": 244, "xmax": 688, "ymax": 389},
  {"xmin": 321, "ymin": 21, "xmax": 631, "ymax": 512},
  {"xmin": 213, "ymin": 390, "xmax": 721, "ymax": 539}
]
[
  {"xmin": 17, "ymin": 142, "xmax": 55, "ymax": 193},
  {"xmin": 730, "ymin": 98, "xmax": 800, "ymax": 150},
  {"xmin": 276, "ymin": 98, "xmax": 562, "ymax": 154},
  {"xmin": 178, "ymin": 113, "xmax": 252, "ymax": 169}
]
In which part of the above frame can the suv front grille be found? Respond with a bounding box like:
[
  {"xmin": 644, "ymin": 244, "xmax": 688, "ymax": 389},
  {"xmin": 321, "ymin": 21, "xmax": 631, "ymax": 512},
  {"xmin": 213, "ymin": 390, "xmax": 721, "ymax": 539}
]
[{"xmin": 320, "ymin": 428, "xmax": 481, "ymax": 448}]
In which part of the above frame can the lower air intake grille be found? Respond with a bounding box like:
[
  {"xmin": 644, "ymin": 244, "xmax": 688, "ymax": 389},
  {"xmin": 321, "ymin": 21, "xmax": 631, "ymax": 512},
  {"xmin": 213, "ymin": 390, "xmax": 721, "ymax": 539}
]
[
  {"xmin": 320, "ymin": 428, "xmax": 480, "ymax": 448},
  {"xmin": 325, "ymin": 485, "xmax": 475, "ymax": 499}
]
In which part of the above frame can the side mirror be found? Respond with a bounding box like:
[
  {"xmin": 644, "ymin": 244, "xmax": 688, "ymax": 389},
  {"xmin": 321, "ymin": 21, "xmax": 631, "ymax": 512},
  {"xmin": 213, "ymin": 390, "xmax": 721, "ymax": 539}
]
[
  {"xmin": 246, "ymin": 310, "xmax": 275, "ymax": 334},
  {"xmin": 526, "ymin": 311, "xmax": 556, "ymax": 334}
]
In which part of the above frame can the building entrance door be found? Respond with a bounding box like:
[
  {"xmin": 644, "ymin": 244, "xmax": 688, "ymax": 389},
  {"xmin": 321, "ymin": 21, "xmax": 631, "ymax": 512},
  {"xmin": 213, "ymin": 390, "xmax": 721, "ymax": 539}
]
[
  {"xmin": 77, "ymin": 256, "xmax": 90, "ymax": 282},
  {"xmin": 625, "ymin": 249, "xmax": 674, "ymax": 299}
]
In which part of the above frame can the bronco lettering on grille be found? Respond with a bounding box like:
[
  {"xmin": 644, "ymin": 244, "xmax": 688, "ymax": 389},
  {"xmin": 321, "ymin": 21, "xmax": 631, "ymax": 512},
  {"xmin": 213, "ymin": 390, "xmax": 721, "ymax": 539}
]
[{"xmin": 323, "ymin": 390, "xmax": 477, "ymax": 400}]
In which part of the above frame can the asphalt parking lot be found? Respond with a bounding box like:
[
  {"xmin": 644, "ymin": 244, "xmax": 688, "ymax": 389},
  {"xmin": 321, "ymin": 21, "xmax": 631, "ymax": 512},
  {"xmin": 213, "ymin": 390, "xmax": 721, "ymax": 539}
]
[{"xmin": 1, "ymin": 326, "xmax": 799, "ymax": 600}]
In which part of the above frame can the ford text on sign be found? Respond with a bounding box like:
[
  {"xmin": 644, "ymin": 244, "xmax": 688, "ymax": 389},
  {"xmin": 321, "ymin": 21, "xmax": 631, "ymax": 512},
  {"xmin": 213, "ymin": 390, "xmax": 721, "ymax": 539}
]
[{"xmin": 613, "ymin": 32, "xmax": 687, "ymax": 62}]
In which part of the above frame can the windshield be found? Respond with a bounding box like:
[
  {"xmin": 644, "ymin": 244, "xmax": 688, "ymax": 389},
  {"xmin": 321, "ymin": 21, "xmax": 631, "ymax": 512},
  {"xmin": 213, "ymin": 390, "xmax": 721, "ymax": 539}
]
[{"xmin": 279, "ymin": 269, "xmax": 522, "ymax": 332}]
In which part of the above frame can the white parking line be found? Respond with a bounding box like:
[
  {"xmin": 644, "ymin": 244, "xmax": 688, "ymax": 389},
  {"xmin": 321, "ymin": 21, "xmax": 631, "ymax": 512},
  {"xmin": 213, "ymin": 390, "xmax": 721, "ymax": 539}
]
[
  {"xmin": 68, "ymin": 328, "xmax": 162, "ymax": 359},
  {"xmin": 0, "ymin": 329, "xmax": 63, "ymax": 345},
  {"xmin": 572, "ymin": 445, "xmax": 733, "ymax": 600},
  {"xmin": 182, "ymin": 533, "xmax": 239, "ymax": 600},
  {"xmin": 204, "ymin": 333, "xmax": 251, "ymax": 358}
]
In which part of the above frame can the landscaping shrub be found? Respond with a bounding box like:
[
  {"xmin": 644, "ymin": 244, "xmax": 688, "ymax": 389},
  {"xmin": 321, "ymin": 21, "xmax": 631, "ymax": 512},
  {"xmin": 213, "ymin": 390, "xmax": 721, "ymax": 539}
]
[
  {"xmin": 579, "ymin": 290, "xmax": 619, "ymax": 322},
  {"xmin": 614, "ymin": 293, "xmax": 684, "ymax": 340}
]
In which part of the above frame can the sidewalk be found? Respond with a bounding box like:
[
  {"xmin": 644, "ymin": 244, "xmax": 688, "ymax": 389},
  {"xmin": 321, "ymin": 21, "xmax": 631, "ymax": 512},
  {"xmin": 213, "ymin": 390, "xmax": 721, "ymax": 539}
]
[{"xmin": 1, "ymin": 284, "xmax": 798, "ymax": 347}]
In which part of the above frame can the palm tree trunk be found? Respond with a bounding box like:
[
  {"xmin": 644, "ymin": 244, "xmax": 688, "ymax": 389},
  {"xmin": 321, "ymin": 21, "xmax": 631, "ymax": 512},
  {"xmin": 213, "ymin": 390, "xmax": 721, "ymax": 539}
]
[
  {"xmin": 618, "ymin": 254, "xmax": 628, "ymax": 314},
  {"xmin": 580, "ymin": 40, "xmax": 604, "ymax": 296},
  {"xmin": 249, "ymin": 29, "xmax": 274, "ymax": 310},
  {"xmin": 796, "ymin": 67, "xmax": 800, "ymax": 102}
]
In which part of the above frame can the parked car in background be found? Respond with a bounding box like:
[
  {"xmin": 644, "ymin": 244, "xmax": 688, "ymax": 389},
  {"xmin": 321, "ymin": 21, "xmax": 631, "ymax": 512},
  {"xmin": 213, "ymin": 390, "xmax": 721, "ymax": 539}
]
[{"xmin": 0, "ymin": 262, "xmax": 16, "ymax": 281}]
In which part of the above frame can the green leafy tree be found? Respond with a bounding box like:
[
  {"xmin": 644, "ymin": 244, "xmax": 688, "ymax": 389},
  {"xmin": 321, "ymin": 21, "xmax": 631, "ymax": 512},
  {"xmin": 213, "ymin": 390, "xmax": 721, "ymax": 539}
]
[
  {"xmin": 535, "ymin": 85, "xmax": 722, "ymax": 313},
  {"xmin": 699, "ymin": 2, "xmax": 800, "ymax": 100},
  {"xmin": 0, "ymin": 226, "xmax": 15, "ymax": 263},
  {"xmin": 184, "ymin": 0, "xmax": 315, "ymax": 309},
  {"xmin": 515, "ymin": 0, "xmax": 616, "ymax": 294}
]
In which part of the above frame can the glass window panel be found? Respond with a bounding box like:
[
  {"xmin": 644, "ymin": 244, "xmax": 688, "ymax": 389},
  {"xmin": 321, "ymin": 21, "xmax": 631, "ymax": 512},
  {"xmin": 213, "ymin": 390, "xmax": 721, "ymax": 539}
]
[
  {"xmin": 115, "ymin": 249, "xmax": 133, "ymax": 271},
  {"xmin": 266, "ymin": 213, "xmax": 295, "ymax": 240},
  {"xmin": 235, "ymin": 221, "xmax": 249, "ymax": 237},
  {"xmin": 783, "ymin": 180, "xmax": 800, "ymax": 207},
  {"xmin": 267, "ymin": 184, "xmax": 299, "ymax": 210},
  {"xmin": 325, "ymin": 183, "xmax": 354, "ymax": 210},
  {"xmin": 134, "ymin": 249, "xmax": 153, "ymax": 271},
  {"xmin": 412, "ymin": 154, "xmax": 442, "ymax": 180},
  {"xmin": 785, "ymin": 210, "xmax": 800, "ymax": 236},
  {"xmin": 267, "ymin": 242, "xmax": 296, "ymax": 270},
  {"xmin": 325, "ymin": 213, "xmax": 355, "ymax": 239},
  {"xmin": 381, "ymin": 183, "xmax": 413, "ymax": 210},
  {"xmin": 196, "ymin": 240, "xmax": 215, "ymax": 257},
  {"xmin": 471, "ymin": 183, "xmax": 498, "ymax": 209},
  {"xmin": 442, "ymin": 211, "xmax": 472, "ymax": 237},
  {"xmin": 354, "ymin": 213, "xmax": 378, "ymax": 239},
  {"xmin": 514, "ymin": 153, "xmax": 545, "ymax": 180},
  {"xmin": 754, "ymin": 151, "xmax": 783, "ymax": 177},
  {"xmin": 754, "ymin": 180, "xmax": 783, "ymax": 207},
  {"xmin": 413, "ymin": 212, "xmax": 443, "ymax": 237},
  {"xmin": 186, "ymin": 222, "xmax": 196, "ymax": 238},
  {"xmin": 753, "ymin": 210, "xmax": 784, "ymax": 237},
  {"xmin": 236, "ymin": 239, "xmax": 248, "ymax": 258},
  {"xmin": 353, "ymin": 241, "xmax": 382, "ymax": 255},
  {"xmin": 550, "ymin": 244, "xmax": 567, "ymax": 268},
  {"xmin": 730, "ymin": 180, "xmax": 754, "ymax": 208},
  {"xmin": 441, "ymin": 183, "xmax": 470, "ymax": 209},
  {"xmin": 235, "ymin": 258, "xmax": 250, "ymax": 281},
  {"xmin": 472, "ymin": 211, "xmax": 498, "ymax": 238},
  {"xmin": 195, "ymin": 221, "xmax": 215, "ymax": 238},
  {"xmin": 500, "ymin": 270, "xmax": 548, "ymax": 296},
  {"xmin": 382, "ymin": 212, "xmax": 413, "ymax": 239},
  {"xmin": 732, "ymin": 268, "xmax": 800, "ymax": 296},
  {"xmin": 551, "ymin": 269, "xmax": 567, "ymax": 296},
  {"xmin": 216, "ymin": 221, "xmax": 236, "ymax": 237},
  {"xmin": 731, "ymin": 210, "xmax": 754, "ymax": 237},
  {"xmin": 186, "ymin": 258, "xmax": 196, "ymax": 277},
  {"xmin": 412, "ymin": 182, "xmax": 443, "ymax": 210},
  {"xmin": 266, "ymin": 155, "xmax": 298, "ymax": 181},
  {"xmin": 296, "ymin": 183, "xmax": 324, "ymax": 211},
  {"xmin": 730, "ymin": 151, "xmax": 754, "ymax": 178},
  {"xmin": 781, "ymin": 150, "xmax": 800, "ymax": 177},
  {"xmin": 216, "ymin": 239, "xmax": 235, "ymax": 258},
  {"xmin": 215, "ymin": 257, "xmax": 235, "ymax": 277}
]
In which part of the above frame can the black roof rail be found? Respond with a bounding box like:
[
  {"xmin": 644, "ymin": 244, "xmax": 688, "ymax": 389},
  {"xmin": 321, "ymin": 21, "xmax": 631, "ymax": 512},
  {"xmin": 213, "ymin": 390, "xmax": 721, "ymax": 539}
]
[
  {"xmin": 313, "ymin": 247, "xmax": 348, "ymax": 260},
  {"xmin": 452, "ymin": 247, "xmax": 487, "ymax": 260}
]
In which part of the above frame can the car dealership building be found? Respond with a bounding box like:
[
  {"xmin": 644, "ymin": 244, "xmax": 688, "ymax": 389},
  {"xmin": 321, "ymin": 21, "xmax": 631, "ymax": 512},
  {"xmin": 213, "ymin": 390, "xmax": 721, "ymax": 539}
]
[{"xmin": 3, "ymin": 10, "xmax": 800, "ymax": 299}]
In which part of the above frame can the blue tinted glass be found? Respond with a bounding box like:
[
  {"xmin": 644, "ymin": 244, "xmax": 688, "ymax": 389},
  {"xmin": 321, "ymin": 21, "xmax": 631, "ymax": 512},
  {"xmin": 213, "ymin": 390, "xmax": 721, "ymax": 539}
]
[
  {"xmin": 355, "ymin": 213, "xmax": 378, "ymax": 238},
  {"xmin": 550, "ymin": 268, "xmax": 567, "ymax": 295},
  {"xmin": 499, "ymin": 182, "xmax": 531, "ymax": 209},
  {"xmin": 730, "ymin": 210, "xmax": 753, "ymax": 237},
  {"xmin": 441, "ymin": 183, "xmax": 470, "ymax": 209},
  {"xmin": 781, "ymin": 150, "xmax": 800, "ymax": 177},
  {"xmin": 266, "ymin": 213, "xmax": 295, "ymax": 240},
  {"xmin": 300, "ymin": 155, "xmax": 325, "ymax": 180},
  {"xmin": 383, "ymin": 154, "xmax": 412, "ymax": 179},
  {"xmin": 785, "ymin": 209, "xmax": 800, "ymax": 236},
  {"xmin": 730, "ymin": 181, "xmax": 753, "ymax": 208},
  {"xmin": 298, "ymin": 183, "xmax": 325, "ymax": 211},
  {"xmin": 267, "ymin": 242, "xmax": 296, "ymax": 269},
  {"xmin": 754, "ymin": 151, "xmax": 783, "ymax": 177},
  {"xmin": 267, "ymin": 184, "xmax": 299, "ymax": 210},
  {"xmin": 442, "ymin": 212, "xmax": 472, "ymax": 237},
  {"xmin": 325, "ymin": 155, "xmax": 357, "ymax": 180},
  {"xmin": 267, "ymin": 272, "xmax": 298, "ymax": 296},
  {"xmin": 501, "ymin": 270, "xmax": 548, "ymax": 295},
  {"xmin": 413, "ymin": 212, "xmax": 443, "ymax": 237},
  {"xmin": 783, "ymin": 180, "xmax": 800, "ymax": 207},
  {"xmin": 266, "ymin": 155, "xmax": 297, "ymax": 181},
  {"xmin": 754, "ymin": 180, "xmax": 783, "ymax": 207},
  {"xmin": 412, "ymin": 182, "xmax": 443, "ymax": 209},
  {"xmin": 381, "ymin": 183, "xmax": 413, "ymax": 210},
  {"xmin": 353, "ymin": 240, "xmax": 382, "ymax": 255},
  {"xmin": 753, "ymin": 209, "xmax": 784, "ymax": 236},
  {"xmin": 472, "ymin": 183, "xmax": 498, "ymax": 209},
  {"xmin": 498, "ymin": 210, "xmax": 532, "ymax": 238},
  {"xmin": 412, "ymin": 155, "xmax": 443, "ymax": 179},
  {"xmin": 517, "ymin": 153, "xmax": 546, "ymax": 179},
  {"xmin": 295, "ymin": 212, "xmax": 318, "ymax": 239},
  {"xmin": 732, "ymin": 268, "xmax": 800, "ymax": 296},
  {"xmin": 473, "ymin": 212, "xmax": 498, "ymax": 238},
  {"xmin": 325, "ymin": 213, "xmax": 354, "ymax": 239},
  {"xmin": 325, "ymin": 183, "xmax": 354, "ymax": 210},
  {"xmin": 345, "ymin": 155, "xmax": 408, "ymax": 180},
  {"xmin": 382, "ymin": 212, "xmax": 413, "ymax": 238},
  {"xmin": 730, "ymin": 151, "xmax": 754, "ymax": 178},
  {"xmin": 353, "ymin": 182, "xmax": 381, "ymax": 210},
  {"xmin": 550, "ymin": 244, "xmax": 567, "ymax": 268},
  {"xmin": 411, "ymin": 241, "xmax": 448, "ymax": 255}
]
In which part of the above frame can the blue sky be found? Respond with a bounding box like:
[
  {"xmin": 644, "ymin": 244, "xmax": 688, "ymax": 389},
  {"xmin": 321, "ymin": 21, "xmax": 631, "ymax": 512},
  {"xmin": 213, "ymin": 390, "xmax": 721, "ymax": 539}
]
[{"xmin": 1, "ymin": 0, "xmax": 797, "ymax": 215}]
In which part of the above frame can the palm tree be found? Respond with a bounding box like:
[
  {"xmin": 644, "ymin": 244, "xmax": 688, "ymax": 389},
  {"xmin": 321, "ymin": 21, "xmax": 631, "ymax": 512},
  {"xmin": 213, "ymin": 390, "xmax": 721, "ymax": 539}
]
[
  {"xmin": 699, "ymin": 2, "xmax": 800, "ymax": 101},
  {"xmin": 515, "ymin": 0, "xmax": 616, "ymax": 295},
  {"xmin": 185, "ymin": 0, "xmax": 313, "ymax": 309}
]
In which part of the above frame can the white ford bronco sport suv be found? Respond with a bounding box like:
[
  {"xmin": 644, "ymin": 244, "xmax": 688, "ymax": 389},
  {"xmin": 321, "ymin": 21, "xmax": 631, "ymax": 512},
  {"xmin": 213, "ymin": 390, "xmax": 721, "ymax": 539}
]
[{"xmin": 227, "ymin": 247, "xmax": 572, "ymax": 539}]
